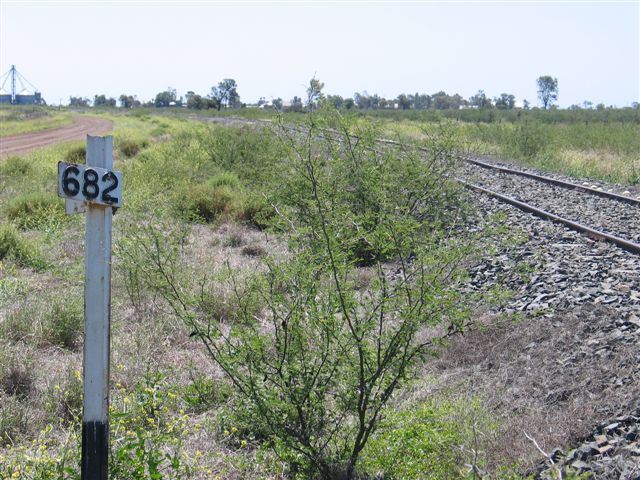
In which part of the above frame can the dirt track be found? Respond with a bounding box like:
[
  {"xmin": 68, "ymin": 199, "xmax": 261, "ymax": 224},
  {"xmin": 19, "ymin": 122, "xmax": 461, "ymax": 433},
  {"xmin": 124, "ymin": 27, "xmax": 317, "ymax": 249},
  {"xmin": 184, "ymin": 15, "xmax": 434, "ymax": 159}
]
[{"xmin": 0, "ymin": 116, "xmax": 113, "ymax": 157}]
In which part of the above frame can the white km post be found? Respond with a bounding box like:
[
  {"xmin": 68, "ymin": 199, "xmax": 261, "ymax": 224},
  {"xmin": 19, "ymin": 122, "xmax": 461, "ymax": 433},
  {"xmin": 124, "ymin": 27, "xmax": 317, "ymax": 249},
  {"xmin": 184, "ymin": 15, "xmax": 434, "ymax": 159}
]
[{"xmin": 57, "ymin": 135, "xmax": 122, "ymax": 480}]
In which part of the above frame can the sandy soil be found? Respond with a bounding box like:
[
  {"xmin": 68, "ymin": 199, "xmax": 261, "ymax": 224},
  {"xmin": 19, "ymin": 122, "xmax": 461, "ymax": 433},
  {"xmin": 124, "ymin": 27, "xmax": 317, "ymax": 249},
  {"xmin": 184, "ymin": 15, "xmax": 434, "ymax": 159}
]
[{"xmin": 0, "ymin": 115, "xmax": 113, "ymax": 157}]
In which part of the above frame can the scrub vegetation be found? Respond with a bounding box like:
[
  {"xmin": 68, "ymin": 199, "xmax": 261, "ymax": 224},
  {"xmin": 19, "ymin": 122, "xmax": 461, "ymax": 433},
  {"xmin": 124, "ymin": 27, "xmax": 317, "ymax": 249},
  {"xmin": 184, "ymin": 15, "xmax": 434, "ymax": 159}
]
[{"xmin": 0, "ymin": 104, "xmax": 620, "ymax": 479}]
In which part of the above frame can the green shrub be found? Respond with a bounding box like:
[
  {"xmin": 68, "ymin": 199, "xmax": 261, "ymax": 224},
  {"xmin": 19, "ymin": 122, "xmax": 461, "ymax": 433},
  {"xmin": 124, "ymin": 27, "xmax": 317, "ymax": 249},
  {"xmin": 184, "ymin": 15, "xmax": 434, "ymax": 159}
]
[
  {"xmin": 135, "ymin": 110, "xmax": 472, "ymax": 479},
  {"xmin": 175, "ymin": 182, "xmax": 241, "ymax": 223},
  {"xmin": 362, "ymin": 401, "xmax": 468, "ymax": 479},
  {"xmin": 0, "ymin": 156, "xmax": 31, "ymax": 176},
  {"xmin": 207, "ymin": 171, "xmax": 241, "ymax": 189},
  {"xmin": 236, "ymin": 194, "xmax": 274, "ymax": 229},
  {"xmin": 65, "ymin": 145, "xmax": 86, "ymax": 163},
  {"xmin": 40, "ymin": 298, "xmax": 83, "ymax": 350},
  {"xmin": 118, "ymin": 137, "xmax": 149, "ymax": 158},
  {"xmin": 509, "ymin": 121, "xmax": 550, "ymax": 159},
  {"xmin": 182, "ymin": 372, "xmax": 233, "ymax": 413},
  {"xmin": 5, "ymin": 192, "xmax": 66, "ymax": 231},
  {"xmin": 0, "ymin": 224, "xmax": 40, "ymax": 268}
]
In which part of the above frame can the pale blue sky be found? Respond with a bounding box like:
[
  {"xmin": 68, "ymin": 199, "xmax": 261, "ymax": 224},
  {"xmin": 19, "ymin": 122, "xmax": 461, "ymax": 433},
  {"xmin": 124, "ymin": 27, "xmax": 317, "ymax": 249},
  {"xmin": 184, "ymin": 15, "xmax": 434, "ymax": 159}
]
[{"xmin": 1, "ymin": 1, "xmax": 638, "ymax": 107}]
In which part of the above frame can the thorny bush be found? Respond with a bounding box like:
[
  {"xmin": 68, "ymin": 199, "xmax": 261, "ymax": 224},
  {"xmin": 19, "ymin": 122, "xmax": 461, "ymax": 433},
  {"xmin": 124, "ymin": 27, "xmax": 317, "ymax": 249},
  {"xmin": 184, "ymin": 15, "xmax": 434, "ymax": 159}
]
[{"xmin": 120, "ymin": 108, "xmax": 474, "ymax": 479}]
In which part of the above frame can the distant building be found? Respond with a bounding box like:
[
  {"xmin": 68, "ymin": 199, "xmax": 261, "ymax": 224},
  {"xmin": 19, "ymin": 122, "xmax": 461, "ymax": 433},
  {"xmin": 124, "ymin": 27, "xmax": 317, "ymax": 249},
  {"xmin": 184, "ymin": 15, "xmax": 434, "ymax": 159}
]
[{"xmin": 0, "ymin": 65, "xmax": 45, "ymax": 105}]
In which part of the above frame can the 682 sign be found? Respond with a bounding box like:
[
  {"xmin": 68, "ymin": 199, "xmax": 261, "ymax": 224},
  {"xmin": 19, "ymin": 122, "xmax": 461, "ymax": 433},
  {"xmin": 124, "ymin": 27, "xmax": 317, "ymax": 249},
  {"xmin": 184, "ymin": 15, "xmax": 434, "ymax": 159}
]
[{"xmin": 58, "ymin": 162, "xmax": 123, "ymax": 208}]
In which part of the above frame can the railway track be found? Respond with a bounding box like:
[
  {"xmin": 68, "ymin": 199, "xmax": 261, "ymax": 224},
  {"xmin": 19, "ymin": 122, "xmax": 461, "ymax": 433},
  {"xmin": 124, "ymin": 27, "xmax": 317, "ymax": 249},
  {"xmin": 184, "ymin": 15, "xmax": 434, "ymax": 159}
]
[
  {"xmin": 454, "ymin": 158, "xmax": 640, "ymax": 255},
  {"xmin": 374, "ymin": 136, "xmax": 640, "ymax": 255}
]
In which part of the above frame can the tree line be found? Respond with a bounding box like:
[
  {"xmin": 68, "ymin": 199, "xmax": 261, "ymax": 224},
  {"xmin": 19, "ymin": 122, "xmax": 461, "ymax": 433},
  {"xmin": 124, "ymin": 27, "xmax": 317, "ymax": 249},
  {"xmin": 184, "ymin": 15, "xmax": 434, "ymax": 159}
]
[{"xmin": 68, "ymin": 75, "xmax": 637, "ymax": 112}]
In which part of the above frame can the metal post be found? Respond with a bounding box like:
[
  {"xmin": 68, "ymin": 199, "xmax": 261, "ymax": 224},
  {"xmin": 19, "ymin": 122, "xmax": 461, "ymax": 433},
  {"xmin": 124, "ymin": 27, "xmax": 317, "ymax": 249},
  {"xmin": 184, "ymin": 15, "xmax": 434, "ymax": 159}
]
[
  {"xmin": 10, "ymin": 65, "xmax": 16, "ymax": 104},
  {"xmin": 81, "ymin": 136, "xmax": 113, "ymax": 480}
]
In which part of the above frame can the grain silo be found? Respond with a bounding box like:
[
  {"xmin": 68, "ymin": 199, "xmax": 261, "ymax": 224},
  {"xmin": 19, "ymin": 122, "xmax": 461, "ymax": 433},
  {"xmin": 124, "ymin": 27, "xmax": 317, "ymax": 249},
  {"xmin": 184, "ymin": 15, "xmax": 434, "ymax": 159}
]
[
  {"xmin": 0, "ymin": 87, "xmax": 11, "ymax": 104},
  {"xmin": 0, "ymin": 65, "xmax": 45, "ymax": 105}
]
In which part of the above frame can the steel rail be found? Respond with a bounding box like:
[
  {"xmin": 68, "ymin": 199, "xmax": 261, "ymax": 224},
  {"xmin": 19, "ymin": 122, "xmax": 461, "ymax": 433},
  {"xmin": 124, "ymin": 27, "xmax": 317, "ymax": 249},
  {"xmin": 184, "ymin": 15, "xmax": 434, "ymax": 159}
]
[
  {"xmin": 461, "ymin": 156, "xmax": 640, "ymax": 207},
  {"xmin": 374, "ymin": 137, "xmax": 640, "ymax": 207},
  {"xmin": 457, "ymin": 178, "xmax": 640, "ymax": 255}
]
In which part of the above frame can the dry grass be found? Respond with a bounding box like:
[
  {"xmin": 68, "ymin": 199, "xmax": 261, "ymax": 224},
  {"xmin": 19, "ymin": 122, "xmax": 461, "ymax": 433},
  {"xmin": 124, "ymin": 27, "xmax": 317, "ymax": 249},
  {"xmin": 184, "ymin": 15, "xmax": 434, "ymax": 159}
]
[
  {"xmin": 414, "ymin": 303, "xmax": 640, "ymax": 473},
  {"xmin": 0, "ymin": 218, "xmax": 289, "ymax": 477}
]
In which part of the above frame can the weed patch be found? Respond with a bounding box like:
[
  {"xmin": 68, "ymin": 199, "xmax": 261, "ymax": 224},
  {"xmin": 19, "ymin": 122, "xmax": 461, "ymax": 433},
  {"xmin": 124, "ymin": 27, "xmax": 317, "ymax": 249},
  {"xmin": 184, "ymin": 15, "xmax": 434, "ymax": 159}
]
[
  {"xmin": 5, "ymin": 191, "xmax": 67, "ymax": 232},
  {"xmin": 0, "ymin": 156, "xmax": 32, "ymax": 176},
  {"xmin": 0, "ymin": 224, "xmax": 42, "ymax": 268}
]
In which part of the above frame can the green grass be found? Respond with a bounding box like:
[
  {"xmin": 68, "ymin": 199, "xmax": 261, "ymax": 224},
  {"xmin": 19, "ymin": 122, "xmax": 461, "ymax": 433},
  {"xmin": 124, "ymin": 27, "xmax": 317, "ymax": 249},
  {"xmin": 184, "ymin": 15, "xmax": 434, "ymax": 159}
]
[
  {"xmin": 379, "ymin": 117, "xmax": 640, "ymax": 185},
  {"xmin": 0, "ymin": 107, "xmax": 73, "ymax": 137}
]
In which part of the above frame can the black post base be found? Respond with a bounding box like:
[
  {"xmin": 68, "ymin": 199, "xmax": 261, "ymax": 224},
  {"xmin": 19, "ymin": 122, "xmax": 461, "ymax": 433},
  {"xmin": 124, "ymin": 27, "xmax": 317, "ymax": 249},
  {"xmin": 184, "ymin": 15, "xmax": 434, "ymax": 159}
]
[{"xmin": 81, "ymin": 421, "xmax": 108, "ymax": 480}]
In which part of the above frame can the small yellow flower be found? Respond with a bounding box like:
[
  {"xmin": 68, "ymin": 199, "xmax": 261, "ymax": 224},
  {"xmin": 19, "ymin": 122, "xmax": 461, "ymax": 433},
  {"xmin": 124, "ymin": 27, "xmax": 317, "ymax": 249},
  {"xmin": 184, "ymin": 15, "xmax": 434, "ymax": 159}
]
[
  {"xmin": 74, "ymin": 370, "xmax": 82, "ymax": 381},
  {"xmin": 223, "ymin": 429, "xmax": 229, "ymax": 436},
  {"xmin": 241, "ymin": 439, "xmax": 247, "ymax": 447}
]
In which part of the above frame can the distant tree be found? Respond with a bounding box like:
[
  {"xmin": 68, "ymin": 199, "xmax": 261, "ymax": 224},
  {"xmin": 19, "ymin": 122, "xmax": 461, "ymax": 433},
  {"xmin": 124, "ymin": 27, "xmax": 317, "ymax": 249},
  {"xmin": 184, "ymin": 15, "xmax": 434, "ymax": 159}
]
[
  {"xmin": 469, "ymin": 90, "xmax": 492, "ymax": 109},
  {"xmin": 306, "ymin": 77, "xmax": 325, "ymax": 109},
  {"xmin": 154, "ymin": 87, "xmax": 178, "ymax": 107},
  {"xmin": 632, "ymin": 101, "xmax": 639, "ymax": 110},
  {"xmin": 370, "ymin": 94, "xmax": 383, "ymax": 109},
  {"xmin": 272, "ymin": 97, "xmax": 283, "ymax": 110},
  {"xmin": 343, "ymin": 97, "xmax": 355, "ymax": 110},
  {"xmin": 582, "ymin": 100, "xmax": 593, "ymax": 109},
  {"xmin": 536, "ymin": 76, "xmax": 558, "ymax": 109},
  {"xmin": 211, "ymin": 79, "xmax": 240, "ymax": 111},
  {"xmin": 412, "ymin": 93, "xmax": 431, "ymax": 110},
  {"xmin": 69, "ymin": 96, "xmax": 90, "ymax": 107},
  {"xmin": 119, "ymin": 94, "xmax": 139, "ymax": 108},
  {"xmin": 523, "ymin": 99, "xmax": 530, "ymax": 110},
  {"xmin": 288, "ymin": 96, "xmax": 304, "ymax": 112},
  {"xmin": 431, "ymin": 91, "xmax": 462, "ymax": 110},
  {"xmin": 187, "ymin": 94, "xmax": 208, "ymax": 110},
  {"xmin": 494, "ymin": 93, "xmax": 516, "ymax": 110},
  {"xmin": 327, "ymin": 94, "xmax": 344, "ymax": 109},
  {"xmin": 354, "ymin": 92, "xmax": 371, "ymax": 109},
  {"xmin": 596, "ymin": 103, "xmax": 605, "ymax": 111},
  {"xmin": 397, "ymin": 94, "xmax": 411, "ymax": 110}
]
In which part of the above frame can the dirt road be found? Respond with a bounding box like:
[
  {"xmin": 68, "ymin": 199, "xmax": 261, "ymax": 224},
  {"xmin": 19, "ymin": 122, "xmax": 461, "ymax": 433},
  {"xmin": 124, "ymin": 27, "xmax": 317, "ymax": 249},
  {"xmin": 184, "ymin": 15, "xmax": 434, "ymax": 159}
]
[{"xmin": 0, "ymin": 116, "xmax": 113, "ymax": 157}]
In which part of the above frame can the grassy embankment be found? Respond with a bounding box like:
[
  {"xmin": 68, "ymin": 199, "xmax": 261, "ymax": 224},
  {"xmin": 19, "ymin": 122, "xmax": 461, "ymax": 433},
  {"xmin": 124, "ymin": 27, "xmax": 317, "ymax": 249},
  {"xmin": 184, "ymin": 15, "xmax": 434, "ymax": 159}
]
[
  {"xmin": 0, "ymin": 106, "xmax": 74, "ymax": 137},
  {"xmin": 371, "ymin": 109, "xmax": 640, "ymax": 186},
  {"xmin": 0, "ymin": 109, "xmax": 535, "ymax": 479}
]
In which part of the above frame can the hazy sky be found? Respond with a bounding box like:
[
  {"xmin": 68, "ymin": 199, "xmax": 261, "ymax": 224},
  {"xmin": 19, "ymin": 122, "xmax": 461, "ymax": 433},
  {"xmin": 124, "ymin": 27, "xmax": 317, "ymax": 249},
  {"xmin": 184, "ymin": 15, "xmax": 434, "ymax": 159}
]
[{"xmin": 1, "ymin": 1, "xmax": 638, "ymax": 107}]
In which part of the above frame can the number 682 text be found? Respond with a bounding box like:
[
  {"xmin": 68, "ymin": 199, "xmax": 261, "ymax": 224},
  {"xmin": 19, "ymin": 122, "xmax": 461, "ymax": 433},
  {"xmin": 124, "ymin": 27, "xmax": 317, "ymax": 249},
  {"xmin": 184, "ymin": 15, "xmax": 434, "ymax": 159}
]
[{"xmin": 57, "ymin": 162, "xmax": 123, "ymax": 208}]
